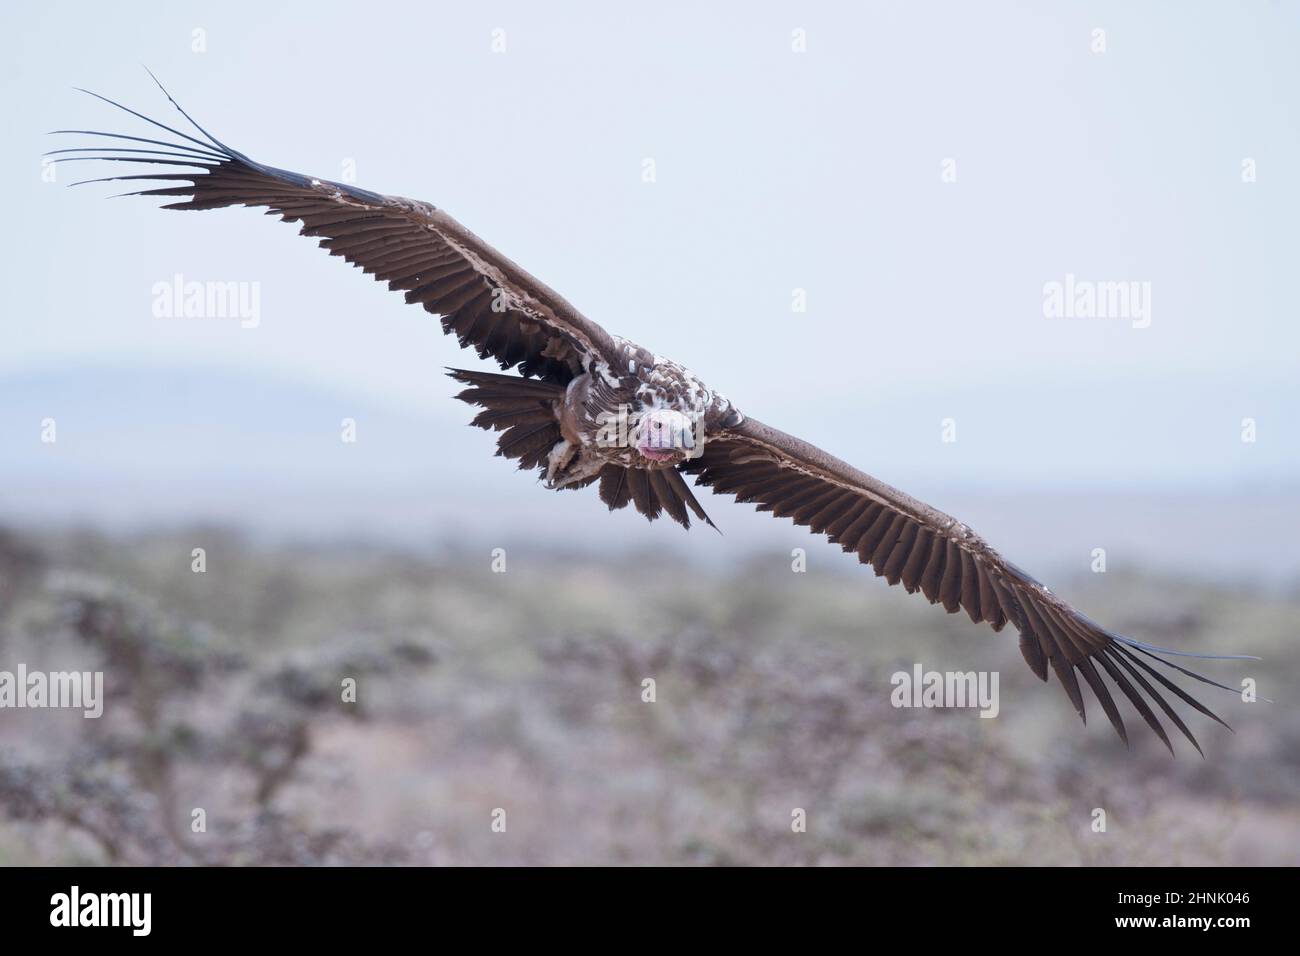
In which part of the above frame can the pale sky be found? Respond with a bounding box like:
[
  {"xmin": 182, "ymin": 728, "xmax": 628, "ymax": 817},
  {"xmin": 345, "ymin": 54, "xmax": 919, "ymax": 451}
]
[{"xmin": 1, "ymin": 1, "xmax": 1298, "ymax": 568}]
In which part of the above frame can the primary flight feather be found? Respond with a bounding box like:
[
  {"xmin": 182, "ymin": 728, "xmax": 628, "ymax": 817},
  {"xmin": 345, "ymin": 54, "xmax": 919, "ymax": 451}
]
[{"xmin": 52, "ymin": 75, "xmax": 1253, "ymax": 754}]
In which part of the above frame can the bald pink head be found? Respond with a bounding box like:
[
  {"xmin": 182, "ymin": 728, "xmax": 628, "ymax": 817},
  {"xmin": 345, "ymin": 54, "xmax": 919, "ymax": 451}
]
[{"xmin": 637, "ymin": 408, "xmax": 696, "ymax": 461}]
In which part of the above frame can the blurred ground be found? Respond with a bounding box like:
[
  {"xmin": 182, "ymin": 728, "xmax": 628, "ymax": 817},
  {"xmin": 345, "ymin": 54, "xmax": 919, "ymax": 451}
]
[{"xmin": 0, "ymin": 525, "xmax": 1294, "ymax": 866}]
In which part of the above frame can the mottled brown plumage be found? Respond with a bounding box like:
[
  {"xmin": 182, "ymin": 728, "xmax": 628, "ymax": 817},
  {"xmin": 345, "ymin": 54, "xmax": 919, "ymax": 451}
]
[{"xmin": 54, "ymin": 76, "xmax": 1251, "ymax": 754}]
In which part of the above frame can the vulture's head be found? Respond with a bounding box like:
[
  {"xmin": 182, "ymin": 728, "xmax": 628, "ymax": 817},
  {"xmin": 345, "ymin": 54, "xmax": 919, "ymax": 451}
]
[{"xmin": 636, "ymin": 408, "xmax": 697, "ymax": 462}]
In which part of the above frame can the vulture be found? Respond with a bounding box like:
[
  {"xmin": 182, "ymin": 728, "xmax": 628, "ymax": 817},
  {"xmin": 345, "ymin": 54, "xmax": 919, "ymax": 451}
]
[{"xmin": 51, "ymin": 75, "xmax": 1252, "ymax": 754}]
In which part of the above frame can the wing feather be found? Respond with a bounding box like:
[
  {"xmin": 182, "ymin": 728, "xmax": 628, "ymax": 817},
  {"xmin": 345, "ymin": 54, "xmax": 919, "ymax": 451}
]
[
  {"xmin": 55, "ymin": 83, "xmax": 623, "ymax": 384},
  {"xmin": 683, "ymin": 416, "xmax": 1250, "ymax": 752}
]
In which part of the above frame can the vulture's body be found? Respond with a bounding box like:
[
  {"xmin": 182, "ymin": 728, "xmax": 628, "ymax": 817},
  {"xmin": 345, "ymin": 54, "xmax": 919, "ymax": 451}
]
[{"xmin": 52, "ymin": 77, "xmax": 1252, "ymax": 754}]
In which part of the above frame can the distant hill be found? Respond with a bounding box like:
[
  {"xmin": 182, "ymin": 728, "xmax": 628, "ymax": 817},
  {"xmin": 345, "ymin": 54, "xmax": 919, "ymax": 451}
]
[{"xmin": 1, "ymin": 363, "xmax": 1297, "ymax": 584}]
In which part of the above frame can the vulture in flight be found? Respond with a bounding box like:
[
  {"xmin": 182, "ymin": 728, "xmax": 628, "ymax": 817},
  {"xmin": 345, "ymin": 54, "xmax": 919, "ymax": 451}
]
[{"xmin": 52, "ymin": 76, "xmax": 1251, "ymax": 754}]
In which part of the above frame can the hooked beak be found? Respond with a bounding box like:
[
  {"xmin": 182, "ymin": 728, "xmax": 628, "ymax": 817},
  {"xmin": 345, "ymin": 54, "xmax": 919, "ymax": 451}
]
[{"xmin": 638, "ymin": 444, "xmax": 676, "ymax": 462}]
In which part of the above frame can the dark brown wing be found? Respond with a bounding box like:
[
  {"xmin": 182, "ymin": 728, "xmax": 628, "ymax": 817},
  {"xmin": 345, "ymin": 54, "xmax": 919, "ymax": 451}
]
[
  {"xmin": 684, "ymin": 416, "xmax": 1245, "ymax": 754},
  {"xmin": 52, "ymin": 83, "xmax": 621, "ymax": 384}
]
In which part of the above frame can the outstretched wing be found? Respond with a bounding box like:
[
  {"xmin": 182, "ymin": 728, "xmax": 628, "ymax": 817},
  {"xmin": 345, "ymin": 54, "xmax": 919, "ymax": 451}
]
[
  {"xmin": 50, "ymin": 78, "xmax": 621, "ymax": 384},
  {"xmin": 684, "ymin": 417, "xmax": 1250, "ymax": 754}
]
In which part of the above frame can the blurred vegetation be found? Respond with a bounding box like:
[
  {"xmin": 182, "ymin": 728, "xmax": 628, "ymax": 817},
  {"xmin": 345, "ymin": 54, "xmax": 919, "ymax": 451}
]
[{"xmin": 0, "ymin": 525, "xmax": 1294, "ymax": 865}]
